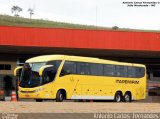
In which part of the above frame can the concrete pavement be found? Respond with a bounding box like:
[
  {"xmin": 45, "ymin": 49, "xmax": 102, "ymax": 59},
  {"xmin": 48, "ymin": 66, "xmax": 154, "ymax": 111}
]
[{"xmin": 0, "ymin": 102, "xmax": 160, "ymax": 113}]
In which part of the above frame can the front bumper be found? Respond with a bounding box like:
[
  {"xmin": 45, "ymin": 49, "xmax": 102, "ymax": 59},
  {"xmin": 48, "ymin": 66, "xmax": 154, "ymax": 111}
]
[{"xmin": 18, "ymin": 91, "xmax": 45, "ymax": 99}]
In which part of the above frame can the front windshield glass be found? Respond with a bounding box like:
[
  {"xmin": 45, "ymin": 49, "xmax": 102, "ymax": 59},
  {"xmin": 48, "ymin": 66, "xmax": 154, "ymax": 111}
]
[
  {"xmin": 19, "ymin": 60, "xmax": 61, "ymax": 88},
  {"xmin": 19, "ymin": 62, "xmax": 45, "ymax": 88}
]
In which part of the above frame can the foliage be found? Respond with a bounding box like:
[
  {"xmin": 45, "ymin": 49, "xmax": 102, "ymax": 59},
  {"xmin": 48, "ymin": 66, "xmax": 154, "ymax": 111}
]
[
  {"xmin": 112, "ymin": 26, "xmax": 119, "ymax": 30},
  {"xmin": 28, "ymin": 8, "xmax": 34, "ymax": 19},
  {"xmin": 11, "ymin": 6, "xmax": 23, "ymax": 17}
]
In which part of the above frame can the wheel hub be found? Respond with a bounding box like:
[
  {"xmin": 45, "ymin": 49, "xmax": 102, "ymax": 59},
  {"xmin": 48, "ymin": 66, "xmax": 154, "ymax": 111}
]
[
  {"xmin": 125, "ymin": 95, "xmax": 130, "ymax": 102},
  {"xmin": 116, "ymin": 95, "xmax": 121, "ymax": 102},
  {"xmin": 60, "ymin": 94, "xmax": 63, "ymax": 100}
]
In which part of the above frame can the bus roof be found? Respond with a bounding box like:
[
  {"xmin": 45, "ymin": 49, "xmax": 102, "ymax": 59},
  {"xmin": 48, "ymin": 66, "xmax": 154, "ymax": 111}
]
[
  {"xmin": 26, "ymin": 54, "xmax": 145, "ymax": 67},
  {"xmin": 26, "ymin": 55, "xmax": 65, "ymax": 63}
]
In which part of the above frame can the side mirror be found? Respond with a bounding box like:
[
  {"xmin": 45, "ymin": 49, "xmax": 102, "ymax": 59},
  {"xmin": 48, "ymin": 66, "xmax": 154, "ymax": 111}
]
[
  {"xmin": 14, "ymin": 66, "xmax": 23, "ymax": 77},
  {"xmin": 39, "ymin": 65, "xmax": 53, "ymax": 77}
]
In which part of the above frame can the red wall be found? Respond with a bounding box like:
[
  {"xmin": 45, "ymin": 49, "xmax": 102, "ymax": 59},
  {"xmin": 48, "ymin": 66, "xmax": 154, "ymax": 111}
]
[{"xmin": 0, "ymin": 25, "xmax": 160, "ymax": 51}]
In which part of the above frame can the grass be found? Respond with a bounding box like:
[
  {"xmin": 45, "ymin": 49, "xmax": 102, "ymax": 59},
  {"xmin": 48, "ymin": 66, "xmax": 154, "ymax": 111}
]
[
  {"xmin": 0, "ymin": 15, "xmax": 109, "ymax": 30},
  {"xmin": 0, "ymin": 14, "xmax": 159, "ymax": 32}
]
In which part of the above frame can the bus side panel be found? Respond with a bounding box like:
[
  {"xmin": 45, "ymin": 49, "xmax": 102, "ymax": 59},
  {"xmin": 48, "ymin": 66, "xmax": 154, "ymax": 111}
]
[
  {"xmin": 53, "ymin": 75, "xmax": 146, "ymax": 101},
  {"xmin": 53, "ymin": 75, "xmax": 81, "ymax": 99},
  {"xmin": 75, "ymin": 75, "xmax": 115, "ymax": 100},
  {"xmin": 108, "ymin": 77, "xmax": 146, "ymax": 101}
]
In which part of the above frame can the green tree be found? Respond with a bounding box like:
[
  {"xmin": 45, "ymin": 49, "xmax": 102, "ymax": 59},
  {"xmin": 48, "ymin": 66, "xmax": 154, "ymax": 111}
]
[
  {"xmin": 11, "ymin": 5, "xmax": 23, "ymax": 17},
  {"xmin": 112, "ymin": 26, "xmax": 119, "ymax": 30},
  {"xmin": 28, "ymin": 8, "xmax": 34, "ymax": 19}
]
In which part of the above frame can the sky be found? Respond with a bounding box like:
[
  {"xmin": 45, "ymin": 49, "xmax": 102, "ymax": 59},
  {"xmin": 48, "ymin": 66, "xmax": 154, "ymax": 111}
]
[{"xmin": 0, "ymin": 0, "xmax": 160, "ymax": 30}]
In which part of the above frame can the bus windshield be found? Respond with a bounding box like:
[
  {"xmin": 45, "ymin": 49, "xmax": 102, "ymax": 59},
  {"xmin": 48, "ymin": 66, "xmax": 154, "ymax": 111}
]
[
  {"xmin": 19, "ymin": 60, "xmax": 61, "ymax": 88},
  {"xmin": 19, "ymin": 62, "xmax": 46, "ymax": 88}
]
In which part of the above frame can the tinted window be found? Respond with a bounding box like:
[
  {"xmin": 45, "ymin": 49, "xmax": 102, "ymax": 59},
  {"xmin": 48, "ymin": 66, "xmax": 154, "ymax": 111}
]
[
  {"xmin": 104, "ymin": 64, "xmax": 115, "ymax": 76},
  {"xmin": 60, "ymin": 61, "xmax": 145, "ymax": 78},
  {"xmin": 116, "ymin": 65, "xmax": 127, "ymax": 77},
  {"xmin": 60, "ymin": 61, "xmax": 76, "ymax": 76},
  {"xmin": 47, "ymin": 60, "xmax": 61, "ymax": 70},
  {"xmin": 135, "ymin": 67, "xmax": 145, "ymax": 78},
  {"xmin": 0, "ymin": 64, "xmax": 11, "ymax": 70},
  {"xmin": 43, "ymin": 60, "xmax": 62, "ymax": 83},
  {"xmin": 77, "ymin": 62, "xmax": 90, "ymax": 75},
  {"xmin": 5, "ymin": 64, "xmax": 11, "ymax": 70},
  {"xmin": 127, "ymin": 66, "xmax": 136, "ymax": 78},
  {"xmin": 90, "ymin": 63, "xmax": 103, "ymax": 76},
  {"xmin": 20, "ymin": 62, "xmax": 46, "ymax": 88},
  {"xmin": 0, "ymin": 64, "xmax": 4, "ymax": 70}
]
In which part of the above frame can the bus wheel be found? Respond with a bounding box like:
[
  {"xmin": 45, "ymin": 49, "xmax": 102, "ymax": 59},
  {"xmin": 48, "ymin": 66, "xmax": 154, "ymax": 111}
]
[
  {"xmin": 56, "ymin": 90, "xmax": 65, "ymax": 102},
  {"xmin": 123, "ymin": 92, "xmax": 132, "ymax": 102},
  {"xmin": 114, "ymin": 92, "xmax": 122, "ymax": 102},
  {"xmin": 35, "ymin": 99, "xmax": 43, "ymax": 102}
]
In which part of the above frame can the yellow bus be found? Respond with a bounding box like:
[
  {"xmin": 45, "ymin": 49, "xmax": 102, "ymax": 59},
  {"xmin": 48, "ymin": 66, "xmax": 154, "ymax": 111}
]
[{"xmin": 14, "ymin": 55, "xmax": 146, "ymax": 102}]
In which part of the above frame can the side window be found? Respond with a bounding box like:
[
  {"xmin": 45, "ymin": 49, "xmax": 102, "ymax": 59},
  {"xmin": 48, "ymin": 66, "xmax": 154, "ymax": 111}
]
[
  {"xmin": 127, "ymin": 66, "xmax": 136, "ymax": 78},
  {"xmin": 90, "ymin": 63, "xmax": 103, "ymax": 76},
  {"xmin": 0, "ymin": 64, "xmax": 11, "ymax": 70},
  {"xmin": 116, "ymin": 65, "xmax": 127, "ymax": 77},
  {"xmin": 104, "ymin": 64, "xmax": 116, "ymax": 76},
  {"xmin": 60, "ymin": 61, "xmax": 76, "ymax": 76},
  {"xmin": 77, "ymin": 62, "xmax": 90, "ymax": 75},
  {"xmin": 43, "ymin": 70, "xmax": 54, "ymax": 84},
  {"xmin": 43, "ymin": 61, "xmax": 62, "ymax": 84},
  {"xmin": 135, "ymin": 67, "xmax": 145, "ymax": 78},
  {"xmin": 47, "ymin": 60, "xmax": 62, "ymax": 70}
]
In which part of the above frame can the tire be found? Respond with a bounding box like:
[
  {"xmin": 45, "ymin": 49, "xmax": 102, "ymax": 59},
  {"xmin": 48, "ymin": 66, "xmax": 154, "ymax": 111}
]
[
  {"xmin": 114, "ymin": 92, "xmax": 122, "ymax": 102},
  {"xmin": 56, "ymin": 90, "xmax": 65, "ymax": 102},
  {"xmin": 123, "ymin": 92, "xmax": 132, "ymax": 102},
  {"xmin": 35, "ymin": 99, "xmax": 43, "ymax": 102}
]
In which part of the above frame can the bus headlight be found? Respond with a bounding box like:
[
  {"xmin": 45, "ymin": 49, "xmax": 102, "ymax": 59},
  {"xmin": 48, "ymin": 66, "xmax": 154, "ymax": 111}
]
[{"xmin": 34, "ymin": 87, "xmax": 44, "ymax": 92}]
